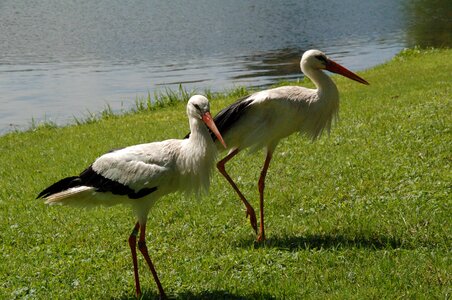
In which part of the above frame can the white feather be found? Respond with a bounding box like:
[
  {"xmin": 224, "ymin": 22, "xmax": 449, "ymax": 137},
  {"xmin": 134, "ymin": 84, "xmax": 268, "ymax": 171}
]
[{"xmin": 40, "ymin": 95, "xmax": 220, "ymax": 224}]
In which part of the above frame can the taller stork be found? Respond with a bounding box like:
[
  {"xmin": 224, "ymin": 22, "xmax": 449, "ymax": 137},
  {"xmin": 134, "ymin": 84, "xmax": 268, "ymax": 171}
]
[{"xmin": 212, "ymin": 49, "xmax": 369, "ymax": 241}]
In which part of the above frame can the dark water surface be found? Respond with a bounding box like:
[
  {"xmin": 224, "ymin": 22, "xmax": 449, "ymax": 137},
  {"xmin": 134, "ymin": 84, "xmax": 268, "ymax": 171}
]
[{"xmin": 0, "ymin": 0, "xmax": 450, "ymax": 134}]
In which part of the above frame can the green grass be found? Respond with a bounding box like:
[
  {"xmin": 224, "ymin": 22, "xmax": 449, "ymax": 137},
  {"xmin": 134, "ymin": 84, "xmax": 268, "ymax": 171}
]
[{"xmin": 1, "ymin": 48, "xmax": 450, "ymax": 299}]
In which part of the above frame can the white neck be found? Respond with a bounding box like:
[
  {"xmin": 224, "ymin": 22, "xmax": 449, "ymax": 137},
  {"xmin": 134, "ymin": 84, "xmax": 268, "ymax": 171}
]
[
  {"xmin": 302, "ymin": 66, "xmax": 338, "ymax": 99},
  {"xmin": 188, "ymin": 117, "xmax": 211, "ymax": 146},
  {"xmin": 179, "ymin": 115, "xmax": 217, "ymax": 195},
  {"xmin": 184, "ymin": 116, "xmax": 217, "ymax": 166}
]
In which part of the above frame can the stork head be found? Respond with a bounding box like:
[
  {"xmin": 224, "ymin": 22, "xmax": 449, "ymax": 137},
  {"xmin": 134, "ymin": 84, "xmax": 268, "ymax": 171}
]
[
  {"xmin": 187, "ymin": 95, "xmax": 227, "ymax": 148},
  {"xmin": 301, "ymin": 49, "xmax": 369, "ymax": 85},
  {"xmin": 187, "ymin": 95, "xmax": 211, "ymax": 119}
]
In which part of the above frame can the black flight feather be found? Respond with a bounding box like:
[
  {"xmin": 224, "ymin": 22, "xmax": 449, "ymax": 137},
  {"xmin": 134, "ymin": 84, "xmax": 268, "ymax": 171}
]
[
  {"xmin": 37, "ymin": 176, "xmax": 81, "ymax": 199},
  {"xmin": 37, "ymin": 165, "xmax": 157, "ymax": 200},
  {"xmin": 212, "ymin": 95, "xmax": 253, "ymax": 140}
]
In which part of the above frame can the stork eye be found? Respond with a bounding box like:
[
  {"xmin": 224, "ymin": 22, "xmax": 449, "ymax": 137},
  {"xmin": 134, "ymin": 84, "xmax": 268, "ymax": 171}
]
[
  {"xmin": 193, "ymin": 103, "xmax": 201, "ymax": 111},
  {"xmin": 315, "ymin": 55, "xmax": 327, "ymax": 63}
]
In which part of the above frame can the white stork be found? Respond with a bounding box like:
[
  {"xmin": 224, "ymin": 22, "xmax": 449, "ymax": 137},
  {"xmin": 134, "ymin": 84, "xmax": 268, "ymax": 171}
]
[
  {"xmin": 211, "ymin": 49, "xmax": 369, "ymax": 242},
  {"xmin": 37, "ymin": 95, "xmax": 227, "ymax": 299}
]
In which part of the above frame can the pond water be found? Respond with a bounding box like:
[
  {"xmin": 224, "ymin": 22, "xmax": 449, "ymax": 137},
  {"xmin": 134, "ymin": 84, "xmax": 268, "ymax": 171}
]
[{"xmin": 0, "ymin": 0, "xmax": 450, "ymax": 134}]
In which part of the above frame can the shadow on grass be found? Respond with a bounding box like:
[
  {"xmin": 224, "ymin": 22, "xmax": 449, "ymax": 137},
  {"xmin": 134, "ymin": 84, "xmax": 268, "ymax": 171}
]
[
  {"xmin": 115, "ymin": 289, "xmax": 275, "ymax": 300},
  {"xmin": 235, "ymin": 233, "xmax": 415, "ymax": 251}
]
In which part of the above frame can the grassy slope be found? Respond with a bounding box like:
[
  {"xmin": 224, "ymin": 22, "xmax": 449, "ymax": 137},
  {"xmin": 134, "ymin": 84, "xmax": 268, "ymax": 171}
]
[{"xmin": 0, "ymin": 49, "xmax": 450, "ymax": 299}]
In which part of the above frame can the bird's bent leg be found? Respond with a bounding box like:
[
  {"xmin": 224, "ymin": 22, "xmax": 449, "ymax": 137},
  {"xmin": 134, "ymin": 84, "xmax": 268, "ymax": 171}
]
[
  {"xmin": 217, "ymin": 148, "xmax": 258, "ymax": 234},
  {"xmin": 128, "ymin": 222, "xmax": 141, "ymax": 298},
  {"xmin": 138, "ymin": 223, "xmax": 167, "ymax": 300},
  {"xmin": 257, "ymin": 151, "xmax": 273, "ymax": 242}
]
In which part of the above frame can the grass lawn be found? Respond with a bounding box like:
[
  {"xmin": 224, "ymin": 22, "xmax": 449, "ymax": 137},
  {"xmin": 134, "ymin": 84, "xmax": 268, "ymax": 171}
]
[{"xmin": 0, "ymin": 48, "xmax": 450, "ymax": 299}]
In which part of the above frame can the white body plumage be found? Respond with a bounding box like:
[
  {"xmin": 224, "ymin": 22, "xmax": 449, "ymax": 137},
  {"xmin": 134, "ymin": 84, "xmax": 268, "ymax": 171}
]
[
  {"xmin": 220, "ymin": 84, "xmax": 339, "ymax": 153},
  {"xmin": 39, "ymin": 95, "xmax": 225, "ymax": 225}
]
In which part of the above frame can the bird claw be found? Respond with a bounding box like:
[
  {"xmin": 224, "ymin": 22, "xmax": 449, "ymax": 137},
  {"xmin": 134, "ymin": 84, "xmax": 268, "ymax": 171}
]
[{"xmin": 245, "ymin": 208, "xmax": 258, "ymax": 234}]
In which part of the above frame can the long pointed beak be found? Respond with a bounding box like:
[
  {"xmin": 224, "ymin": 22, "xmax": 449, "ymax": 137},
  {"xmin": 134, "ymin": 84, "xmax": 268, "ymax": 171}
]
[
  {"xmin": 326, "ymin": 59, "xmax": 369, "ymax": 85},
  {"xmin": 202, "ymin": 112, "xmax": 227, "ymax": 148}
]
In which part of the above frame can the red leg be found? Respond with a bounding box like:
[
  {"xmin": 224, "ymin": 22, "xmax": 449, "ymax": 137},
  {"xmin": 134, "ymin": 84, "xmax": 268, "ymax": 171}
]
[
  {"xmin": 138, "ymin": 223, "xmax": 167, "ymax": 299},
  {"xmin": 128, "ymin": 222, "xmax": 141, "ymax": 298},
  {"xmin": 217, "ymin": 149, "xmax": 258, "ymax": 233},
  {"xmin": 257, "ymin": 151, "xmax": 273, "ymax": 242}
]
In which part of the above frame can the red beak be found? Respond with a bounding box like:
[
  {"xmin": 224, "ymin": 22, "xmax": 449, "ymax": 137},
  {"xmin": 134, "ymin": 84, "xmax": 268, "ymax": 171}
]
[
  {"xmin": 202, "ymin": 112, "xmax": 227, "ymax": 148},
  {"xmin": 326, "ymin": 59, "xmax": 369, "ymax": 85}
]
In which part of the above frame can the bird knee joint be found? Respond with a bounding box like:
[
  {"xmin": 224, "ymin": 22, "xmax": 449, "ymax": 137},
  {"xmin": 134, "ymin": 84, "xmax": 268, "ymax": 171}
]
[
  {"xmin": 131, "ymin": 227, "xmax": 139, "ymax": 237},
  {"xmin": 128, "ymin": 228, "xmax": 139, "ymax": 244}
]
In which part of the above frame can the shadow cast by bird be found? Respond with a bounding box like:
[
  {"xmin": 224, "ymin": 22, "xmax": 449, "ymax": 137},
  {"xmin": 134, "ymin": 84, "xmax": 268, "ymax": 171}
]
[
  {"xmin": 114, "ymin": 289, "xmax": 276, "ymax": 300},
  {"xmin": 235, "ymin": 232, "xmax": 415, "ymax": 251}
]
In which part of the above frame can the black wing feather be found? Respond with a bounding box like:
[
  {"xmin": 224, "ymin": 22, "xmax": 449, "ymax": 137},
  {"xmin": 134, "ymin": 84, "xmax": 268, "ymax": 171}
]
[
  {"xmin": 36, "ymin": 176, "xmax": 81, "ymax": 199},
  {"xmin": 212, "ymin": 95, "xmax": 253, "ymax": 140},
  {"xmin": 37, "ymin": 165, "xmax": 156, "ymax": 200}
]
